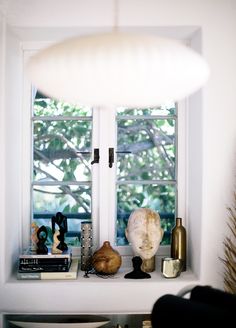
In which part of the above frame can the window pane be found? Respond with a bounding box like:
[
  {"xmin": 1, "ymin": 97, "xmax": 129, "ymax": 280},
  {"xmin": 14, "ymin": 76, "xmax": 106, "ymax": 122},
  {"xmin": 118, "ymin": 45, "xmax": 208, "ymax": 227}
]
[
  {"xmin": 32, "ymin": 92, "xmax": 93, "ymax": 248},
  {"xmin": 33, "ymin": 184, "xmax": 91, "ymax": 214},
  {"xmin": 117, "ymin": 102, "xmax": 176, "ymax": 116},
  {"xmin": 116, "ymin": 184, "xmax": 176, "ymax": 246},
  {"xmin": 34, "ymin": 94, "xmax": 92, "ymax": 117},
  {"xmin": 116, "ymin": 104, "xmax": 177, "ymax": 248},
  {"xmin": 33, "ymin": 120, "xmax": 92, "ymax": 182},
  {"xmin": 117, "ymin": 118, "xmax": 176, "ymax": 181},
  {"xmin": 33, "ymin": 184, "xmax": 91, "ymax": 246},
  {"xmin": 32, "ymin": 217, "xmax": 90, "ymax": 247}
]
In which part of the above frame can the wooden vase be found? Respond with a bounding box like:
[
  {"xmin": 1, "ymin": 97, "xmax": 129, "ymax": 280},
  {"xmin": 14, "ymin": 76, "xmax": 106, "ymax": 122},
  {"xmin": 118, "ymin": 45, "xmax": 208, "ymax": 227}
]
[{"xmin": 92, "ymin": 241, "xmax": 122, "ymax": 275}]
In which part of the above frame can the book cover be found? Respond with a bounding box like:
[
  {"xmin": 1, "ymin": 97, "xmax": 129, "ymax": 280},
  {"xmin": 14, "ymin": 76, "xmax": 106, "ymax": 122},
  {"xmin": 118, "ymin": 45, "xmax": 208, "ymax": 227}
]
[
  {"xmin": 19, "ymin": 247, "xmax": 72, "ymax": 260},
  {"xmin": 17, "ymin": 258, "xmax": 79, "ymax": 280}
]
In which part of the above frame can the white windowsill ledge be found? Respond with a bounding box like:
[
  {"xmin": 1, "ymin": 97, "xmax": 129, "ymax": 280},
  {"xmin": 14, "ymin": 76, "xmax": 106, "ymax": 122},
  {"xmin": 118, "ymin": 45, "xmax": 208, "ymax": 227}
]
[{"xmin": 4, "ymin": 262, "xmax": 199, "ymax": 314}]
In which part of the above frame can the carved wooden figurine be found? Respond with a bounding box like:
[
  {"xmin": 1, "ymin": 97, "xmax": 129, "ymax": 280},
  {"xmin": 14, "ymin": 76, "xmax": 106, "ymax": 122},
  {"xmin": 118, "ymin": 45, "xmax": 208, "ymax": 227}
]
[
  {"xmin": 51, "ymin": 212, "xmax": 68, "ymax": 252},
  {"xmin": 52, "ymin": 230, "xmax": 63, "ymax": 254},
  {"xmin": 36, "ymin": 225, "xmax": 48, "ymax": 254},
  {"xmin": 31, "ymin": 222, "xmax": 39, "ymax": 250}
]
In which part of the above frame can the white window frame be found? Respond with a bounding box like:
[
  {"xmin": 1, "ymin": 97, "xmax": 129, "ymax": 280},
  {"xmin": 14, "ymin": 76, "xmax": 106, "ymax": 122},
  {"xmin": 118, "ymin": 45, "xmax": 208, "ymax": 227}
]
[
  {"xmin": 102, "ymin": 102, "xmax": 187, "ymax": 257},
  {"xmin": 22, "ymin": 44, "xmax": 187, "ymax": 259}
]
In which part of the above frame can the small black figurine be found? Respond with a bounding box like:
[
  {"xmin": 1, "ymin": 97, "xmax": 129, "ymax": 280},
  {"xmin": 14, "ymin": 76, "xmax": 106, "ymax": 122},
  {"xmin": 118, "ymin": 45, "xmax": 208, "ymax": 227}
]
[
  {"xmin": 36, "ymin": 225, "xmax": 48, "ymax": 254},
  {"xmin": 124, "ymin": 256, "xmax": 151, "ymax": 279},
  {"xmin": 51, "ymin": 212, "xmax": 68, "ymax": 252}
]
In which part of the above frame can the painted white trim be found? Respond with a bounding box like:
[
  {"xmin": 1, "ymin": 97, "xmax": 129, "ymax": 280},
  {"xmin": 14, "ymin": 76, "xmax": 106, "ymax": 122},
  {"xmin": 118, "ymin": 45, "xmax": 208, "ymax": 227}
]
[
  {"xmin": 177, "ymin": 99, "xmax": 187, "ymax": 221},
  {"xmin": 91, "ymin": 107, "xmax": 100, "ymax": 250},
  {"xmin": 98, "ymin": 107, "xmax": 117, "ymax": 245},
  {"xmin": 21, "ymin": 51, "xmax": 33, "ymax": 251},
  {"xmin": 0, "ymin": 12, "xmax": 6, "ymax": 285}
]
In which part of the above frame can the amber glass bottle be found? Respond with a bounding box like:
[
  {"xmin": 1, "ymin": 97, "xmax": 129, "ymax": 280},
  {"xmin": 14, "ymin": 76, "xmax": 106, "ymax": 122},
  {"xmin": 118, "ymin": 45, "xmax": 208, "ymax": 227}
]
[{"xmin": 171, "ymin": 217, "xmax": 187, "ymax": 271}]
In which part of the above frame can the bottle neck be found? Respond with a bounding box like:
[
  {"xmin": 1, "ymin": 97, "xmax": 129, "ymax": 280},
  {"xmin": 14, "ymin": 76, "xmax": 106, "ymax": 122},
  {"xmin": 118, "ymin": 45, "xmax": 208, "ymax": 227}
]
[{"xmin": 176, "ymin": 218, "xmax": 182, "ymax": 226}]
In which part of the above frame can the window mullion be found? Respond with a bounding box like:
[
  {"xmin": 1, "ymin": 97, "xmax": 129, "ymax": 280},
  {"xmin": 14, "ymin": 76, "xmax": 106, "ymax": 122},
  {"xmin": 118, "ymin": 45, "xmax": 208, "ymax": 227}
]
[
  {"xmin": 97, "ymin": 107, "xmax": 117, "ymax": 246},
  {"xmin": 176, "ymin": 99, "xmax": 187, "ymax": 219},
  {"xmin": 91, "ymin": 108, "xmax": 100, "ymax": 249},
  {"xmin": 22, "ymin": 51, "xmax": 34, "ymax": 250}
]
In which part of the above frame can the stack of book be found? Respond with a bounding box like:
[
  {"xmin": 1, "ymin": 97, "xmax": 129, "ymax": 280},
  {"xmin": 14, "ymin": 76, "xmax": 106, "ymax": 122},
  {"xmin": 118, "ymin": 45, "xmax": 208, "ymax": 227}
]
[{"xmin": 17, "ymin": 247, "xmax": 78, "ymax": 280}]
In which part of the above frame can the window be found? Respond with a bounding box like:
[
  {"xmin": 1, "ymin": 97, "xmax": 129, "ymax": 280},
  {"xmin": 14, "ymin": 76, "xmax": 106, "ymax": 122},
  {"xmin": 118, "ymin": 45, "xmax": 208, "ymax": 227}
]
[
  {"xmin": 116, "ymin": 106, "xmax": 177, "ymax": 246},
  {"xmin": 30, "ymin": 90, "xmax": 184, "ymax": 255},
  {"xmin": 32, "ymin": 91, "xmax": 93, "ymax": 247}
]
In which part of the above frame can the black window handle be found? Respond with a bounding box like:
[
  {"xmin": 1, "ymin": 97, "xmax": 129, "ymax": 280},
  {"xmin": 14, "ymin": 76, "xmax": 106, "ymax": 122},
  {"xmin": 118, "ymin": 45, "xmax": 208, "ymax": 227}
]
[
  {"xmin": 109, "ymin": 148, "xmax": 132, "ymax": 168},
  {"xmin": 91, "ymin": 148, "xmax": 100, "ymax": 165},
  {"xmin": 109, "ymin": 148, "xmax": 114, "ymax": 168}
]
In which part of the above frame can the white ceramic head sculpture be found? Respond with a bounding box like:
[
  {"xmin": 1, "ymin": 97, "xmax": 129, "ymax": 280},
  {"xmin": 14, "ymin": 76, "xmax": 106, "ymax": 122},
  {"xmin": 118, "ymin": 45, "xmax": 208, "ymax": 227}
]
[{"xmin": 125, "ymin": 208, "xmax": 164, "ymax": 260}]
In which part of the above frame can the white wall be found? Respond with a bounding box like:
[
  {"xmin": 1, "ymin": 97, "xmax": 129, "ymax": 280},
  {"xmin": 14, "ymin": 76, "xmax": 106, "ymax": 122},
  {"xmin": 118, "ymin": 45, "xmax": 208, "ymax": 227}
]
[
  {"xmin": 4, "ymin": 22, "xmax": 23, "ymax": 279},
  {"xmin": 199, "ymin": 2, "xmax": 236, "ymax": 285},
  {"xmin": 0, "ymin": 9, "xmax": 6, "ymax": 287},
  {"xmin": 0, "ymin": 0, "xmax": 236, "ymax": 318}
]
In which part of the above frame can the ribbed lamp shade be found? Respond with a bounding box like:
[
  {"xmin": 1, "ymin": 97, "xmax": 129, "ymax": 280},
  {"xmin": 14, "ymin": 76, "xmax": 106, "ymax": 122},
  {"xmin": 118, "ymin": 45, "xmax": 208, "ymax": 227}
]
[{"xmin": 26, "ymin": 32, "xmax": 210, "ymax": 107}]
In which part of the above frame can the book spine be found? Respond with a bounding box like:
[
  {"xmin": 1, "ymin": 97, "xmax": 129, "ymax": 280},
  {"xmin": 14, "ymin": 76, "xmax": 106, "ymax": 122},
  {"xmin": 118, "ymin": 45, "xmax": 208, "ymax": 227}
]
[
  {"xmin": 17, "ymin": 271, "xmax": 77, "ymax": 280},
  {"xmin": 17, "ymin": 272, "xmax": 41, "ymax": 280},
  {"xmin": 17, "ymin": 259, "xmax": 78, "ymax": 280},
  {"xmin": 18, "ymin": 264, "xmax": 69, "ymax": 272},
  {"xmin": 41, "ymin": 272, "xmax": 77, "ymax": 280},
  {"xmin": 19, "ymin": 258, "xmax": 71, "ymax": 265},
  {"xmin": 19, "ymin": 254, "xmax": 72, "ymax": 260}
]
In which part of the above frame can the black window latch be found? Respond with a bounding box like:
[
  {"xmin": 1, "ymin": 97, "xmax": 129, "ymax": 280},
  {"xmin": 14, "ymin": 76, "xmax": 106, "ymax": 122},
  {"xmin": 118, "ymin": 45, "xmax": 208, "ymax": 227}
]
[
  {"xmin": 91, "ymin": 148, "xmax": 100, "ymax": 165},
  {"xmin": 109, "ymin": 148, "xmax": 132, "ymax": 168},
  {"xmin": 109, "ymin": 148, "xmax": 114, "ymax": 168}
]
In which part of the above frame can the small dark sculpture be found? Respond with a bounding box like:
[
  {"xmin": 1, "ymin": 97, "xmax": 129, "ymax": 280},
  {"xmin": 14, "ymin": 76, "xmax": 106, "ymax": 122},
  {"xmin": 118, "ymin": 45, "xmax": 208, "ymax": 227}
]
[
  {"xmin": 36, "ymin": 225, "xmax": 48, "ymax": 254},
  {"xmin": 124, "ymin": 256, "xmax": 151, "ymax": 279},
  {"xmin": 51, "ymin": 212, "xmax": 68, "ymax": 252}
]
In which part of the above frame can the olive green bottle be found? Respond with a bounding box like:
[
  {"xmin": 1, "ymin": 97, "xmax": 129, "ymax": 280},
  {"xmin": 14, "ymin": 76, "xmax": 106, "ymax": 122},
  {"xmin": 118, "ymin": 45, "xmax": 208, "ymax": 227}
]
[{"xmin": 171, "ymin": 217, "xmax": 187, "ymax": 271}]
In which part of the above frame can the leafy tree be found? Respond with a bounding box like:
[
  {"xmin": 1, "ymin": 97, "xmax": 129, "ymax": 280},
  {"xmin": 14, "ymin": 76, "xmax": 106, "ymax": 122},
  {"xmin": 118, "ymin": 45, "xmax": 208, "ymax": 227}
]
[{"xmin": 33, "ymin": 95, "xmax": 176, "ymax": 246}]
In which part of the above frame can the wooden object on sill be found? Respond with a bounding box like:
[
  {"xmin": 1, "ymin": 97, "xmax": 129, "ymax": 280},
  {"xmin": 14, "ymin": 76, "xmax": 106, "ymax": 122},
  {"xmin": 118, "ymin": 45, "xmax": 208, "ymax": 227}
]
[
  {"xmin": 92, "ymin": 241, "xmax": 122, "ymax": 275},
  {"xmin": 36, "ymin": 225, "xmax": 48, "ymax": 254},
  {"xmin": 31, "ymin": 222, "xmax": 39, "ymax": 251},
  {"xmin": 141, "ymin": 256, "xmax": 155, "ymax": 273},
  {"xmin": 51, "ymin": 212, "xmax": 68, "ymax": 252},
  {"xmin": 52, "ymin": 230, "xmax": 63, "ymax": 254}
]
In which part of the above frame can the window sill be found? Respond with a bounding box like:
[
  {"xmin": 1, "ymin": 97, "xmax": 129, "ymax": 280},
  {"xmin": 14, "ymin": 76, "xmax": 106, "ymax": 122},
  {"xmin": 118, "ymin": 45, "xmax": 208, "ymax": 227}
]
[{"xmin": 4, "ymin": 258, "xmax": 199, "ymax": 314}]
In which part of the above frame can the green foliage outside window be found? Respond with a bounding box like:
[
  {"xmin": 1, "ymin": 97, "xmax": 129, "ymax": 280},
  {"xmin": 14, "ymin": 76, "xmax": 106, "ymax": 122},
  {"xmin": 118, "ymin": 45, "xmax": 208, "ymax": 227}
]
[
  {"xmin": 33, "ymin": 95, "xmax": 92, "ymax": 246},
  {"xmin": 116, "ymin": 106, "xmax": 176, "ymax": 245},
  {"xmin": 32, "ymin": 94, "xmax": 177, "ymax": 247}
]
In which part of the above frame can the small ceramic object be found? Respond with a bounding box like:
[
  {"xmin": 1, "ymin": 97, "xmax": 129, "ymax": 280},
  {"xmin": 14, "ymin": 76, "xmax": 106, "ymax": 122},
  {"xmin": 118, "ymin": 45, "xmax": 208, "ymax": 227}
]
[
  {"xmin": 81, "ymin": 222, "xmax": 93, "ymax": 271},
  {"xmin": 161, "ymin": 257, "xmax": 183, "ymax": 278},
  {"xmin": 92, "ymin": 241, "xmax": 122, "ymax": 275}
]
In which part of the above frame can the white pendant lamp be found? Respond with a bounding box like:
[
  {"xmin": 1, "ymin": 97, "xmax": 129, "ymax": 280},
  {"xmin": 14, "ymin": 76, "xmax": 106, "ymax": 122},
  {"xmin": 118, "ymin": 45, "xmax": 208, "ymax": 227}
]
[{"xmin": 26, "ymin": 32, "xmax": 210, "ymax": 108}]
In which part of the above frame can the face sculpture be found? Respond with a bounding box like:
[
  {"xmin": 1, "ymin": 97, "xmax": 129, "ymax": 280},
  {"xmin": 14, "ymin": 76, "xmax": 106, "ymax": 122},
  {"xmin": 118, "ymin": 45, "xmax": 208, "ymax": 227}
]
[{"xmin": 125, "ymin": 208, "xmax": 164, "ymax": 260}]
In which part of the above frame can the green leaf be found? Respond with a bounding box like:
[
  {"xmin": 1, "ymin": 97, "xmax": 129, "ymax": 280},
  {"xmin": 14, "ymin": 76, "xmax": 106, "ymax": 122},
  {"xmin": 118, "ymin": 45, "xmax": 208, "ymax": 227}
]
[{"xmin": 35, "ymin": 100, "xmax": 48, "ymax": 108}]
